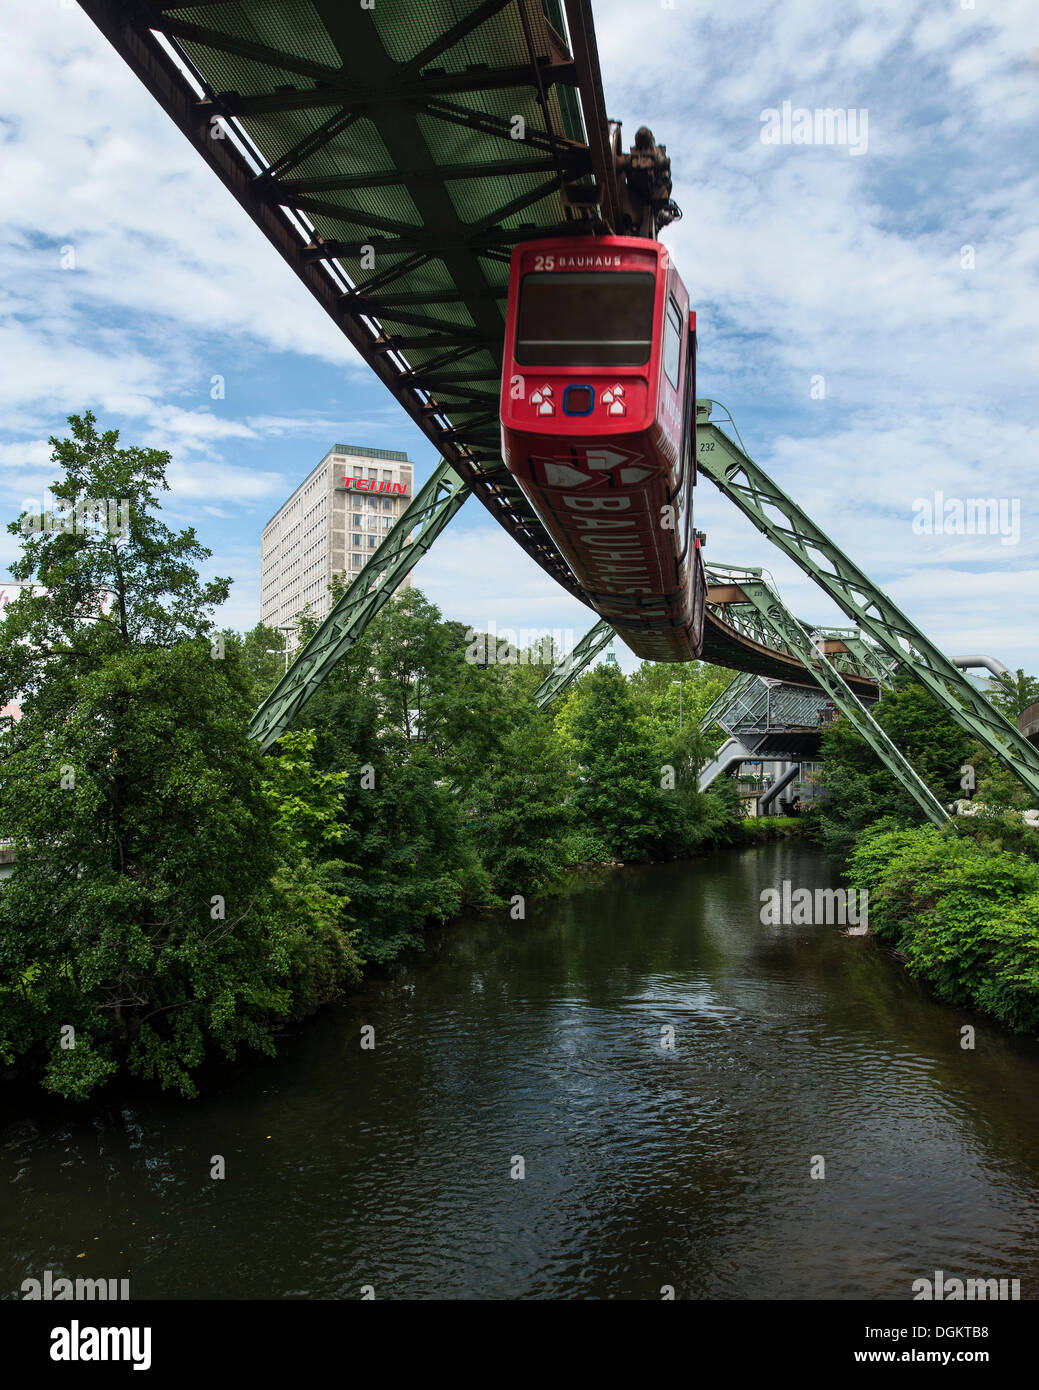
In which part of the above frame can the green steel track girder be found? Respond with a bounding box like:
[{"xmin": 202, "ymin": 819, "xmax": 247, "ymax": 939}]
[
  {"xmin": 533, "ymin": 619, "xmax": 614, "ymax": 708},
  {"xmin": 812, "ymin": 630, "xmax": 899, "ymax": 687},
  {"xmin": 706, "ymin": 561, "xmax": 886, "ymax": 694},
  {"xmin": 249, "ymin": 460, "xmax": 470, "ymax": 751},
  {"xmin": 697, "ymin": 408, "xmax": 1039, "ymax": 800},
  {"xmin": 77, "ymin": 0, "xmax": 598, "ymax": 609},
  {"xmin": 735, "ymin": 579, "xmax": 950, "ymax": 826}
]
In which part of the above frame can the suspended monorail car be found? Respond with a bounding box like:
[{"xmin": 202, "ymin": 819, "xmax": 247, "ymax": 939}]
[{"xmin": 499, "ymin": 235, "xmax": 705, "ymax": 661}]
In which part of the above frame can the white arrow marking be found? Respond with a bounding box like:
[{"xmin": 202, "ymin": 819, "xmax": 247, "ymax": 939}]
[
  {"xmin": 543, "ymin": 463, "xmax": 593, "ymax": 487},
  {"xmin": 584, "ymin": 447, "xmax": 640, "ymax": 469}
]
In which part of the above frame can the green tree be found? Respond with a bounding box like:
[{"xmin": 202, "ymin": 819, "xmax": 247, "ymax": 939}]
[
  {"xmin": 988, "ymin": 668, "xmax": 1039, "ymax": 720},
  {"xmin": 225, "ymin": 622, "xmax": 288, "ymax": 707},
  {"xmin": 284, "ymin": 592, "xmax": 481, "ymax": 962},
  {"xmin": 569, "ymin": 665, "xmax": 680, "ymax": 861},
  {"xmin": 0, "ymin": 414, "xmax": 354, "ymax": 1099},
  {"xmin": 811, "ymin": 678, "xmax": 974, "ymax": 860},
  {"xmin": 464, "ymin": 705, "xmax": 573, "ymax": 893}
]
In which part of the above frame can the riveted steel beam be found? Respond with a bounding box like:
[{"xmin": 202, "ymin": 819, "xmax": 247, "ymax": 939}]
[
  {"xmin": 249, "ymin": 460, "xmax": 470, "ymax": 751},
  {"xmin": 697, "ymin": 408, "xmax": 1039, "ymax": 800},
  {"xmin": 533, "ymin": 618, "xmax": 614, "ymax": 707}
]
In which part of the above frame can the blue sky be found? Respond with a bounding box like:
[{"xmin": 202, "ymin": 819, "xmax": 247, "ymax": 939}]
[{"xmin": 1, "ymin": 0, "xmax": 1037, "ymax": 672}]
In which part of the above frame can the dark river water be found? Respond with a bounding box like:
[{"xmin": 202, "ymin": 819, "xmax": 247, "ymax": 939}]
[{"xmin": 4, "ymin": 841, "xmax": 1039, "ymax": 1301}]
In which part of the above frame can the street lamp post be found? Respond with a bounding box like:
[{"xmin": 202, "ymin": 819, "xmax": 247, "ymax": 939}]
[
  {"xmin": 671, "ymin": 679, "xmax": 683, "ymax": 732},
  {"xmin": 272, "ymin": 625, "xmax": 297, "ymax": 675}
]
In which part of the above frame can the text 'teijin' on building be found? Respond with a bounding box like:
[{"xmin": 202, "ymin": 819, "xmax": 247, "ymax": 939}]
[{"xmin": 260, "ymin": 444, "xmax": 413, "ymax": 645}]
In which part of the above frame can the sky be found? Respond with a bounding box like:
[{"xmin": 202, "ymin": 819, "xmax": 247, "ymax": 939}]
[{"xmin": 0, "ymin": 0, "xmax": 1037, "ymax": 674}]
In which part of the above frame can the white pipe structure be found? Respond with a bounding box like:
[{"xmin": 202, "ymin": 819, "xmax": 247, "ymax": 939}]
[{"xmin": 951, "ymin": 655, "xmax": 1009, "ymax": 678}]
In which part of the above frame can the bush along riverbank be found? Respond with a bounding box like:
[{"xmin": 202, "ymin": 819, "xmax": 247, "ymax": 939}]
[
  {"xmin": 738, "ymin": 816, "xmax": 804, "ymax": 844},
  {"xmin": 813, "ymin": 673, "xmax": 1039, "ymax": 1037},
  {"xmin": 2, "ymin": 413, "xmax": 771, "ymax": 1102},
  {"xmin": 849, "ymin": 825, "xmax": 1039, "ymax": 1034}
]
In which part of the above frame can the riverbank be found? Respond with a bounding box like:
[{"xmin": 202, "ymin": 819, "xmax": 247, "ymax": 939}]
[
  {"xmin": 561, "ymin": 815, "xmax": 805, "ymax": 871},
  {"xmin": 737, "ymin": 815, "xmax": 803, "ymax": 844},
  {"xmin": 848, "ymin": 822, "xmax": 1039, "ymax": 1036}
]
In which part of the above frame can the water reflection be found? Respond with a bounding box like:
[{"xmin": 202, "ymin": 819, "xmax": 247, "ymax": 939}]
[{"xmin": 3, "ymin": 844, "xmax": 1039, "ymax": 1300}]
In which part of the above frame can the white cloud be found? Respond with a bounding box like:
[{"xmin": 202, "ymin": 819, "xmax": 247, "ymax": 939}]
[{"xmin": 0, "ymin": 0, "xmax": 1036, "ymax": 685}]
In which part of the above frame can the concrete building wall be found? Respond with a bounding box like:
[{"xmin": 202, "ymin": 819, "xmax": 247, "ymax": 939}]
[{"xmin": 260, "ymin": 444, "xmax": 414, "ymax": 645}]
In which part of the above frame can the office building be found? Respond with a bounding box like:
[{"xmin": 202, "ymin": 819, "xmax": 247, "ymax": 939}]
[{"xmin": 260, "ymin": 444, "xmax": 413, "ymax": 644}]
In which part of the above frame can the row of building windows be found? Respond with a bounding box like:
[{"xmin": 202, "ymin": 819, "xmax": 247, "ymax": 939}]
[{"xmin": 262, "ymin": 449, "xmax": 413, "ymax": 633}]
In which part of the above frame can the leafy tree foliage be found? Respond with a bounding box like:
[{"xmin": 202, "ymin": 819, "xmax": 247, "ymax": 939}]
[
  {"xmin": 809, "ymin": 677, "xmax": 974, "ymax": 859},
  {"xmin": 0, "ymin": 415, "xmax": 750, "ymax": 1099},
  {"xmin": 0, "ymin": 416, "xmax": 357, "ymax": 1099},
  {"xmin": 849, "ymin": 825, "xmax": 1039, "ymax": 1034},
  {"xmin": 988, "ymin": 668, "xmax": 1039, "ymax": 720}
]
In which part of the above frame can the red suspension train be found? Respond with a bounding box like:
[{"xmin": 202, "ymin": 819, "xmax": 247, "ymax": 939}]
[{"xmin": 499, "ymin": 235, "xmax": 705, "ymax": 662}]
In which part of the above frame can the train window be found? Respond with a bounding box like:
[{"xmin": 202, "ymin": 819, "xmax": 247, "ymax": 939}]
[
  {"xmin": 663, "ymin": 296, "xmax": 683, "ymax": 388},
  {"xmin": 516, "ymin": 271, "xmax": 655, "ymax": 366}
]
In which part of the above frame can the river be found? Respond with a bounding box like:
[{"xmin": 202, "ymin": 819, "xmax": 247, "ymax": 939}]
[{"xmin": 4, "ymin": 841, "xmax": 1039, "ymax": 1300}]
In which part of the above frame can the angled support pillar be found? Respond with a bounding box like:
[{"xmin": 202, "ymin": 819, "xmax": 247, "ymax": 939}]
[
  {"xmin": 759, "ymin": 762, "xmax": 800, "ymax": 812},
  {"xmin": 533, "ymin": 618, "xmax": 614, "ymax": 708},
  {"xmin": 733, "ymin": 578, "xmax": 949, "ymax": 825},
  {"xmin": 697, "ymin": 406, "xmax": 1039, "ymax": 800},
  {"xmin": 249, "ymin": 459, "xmax": 470, "ymax": 750}
]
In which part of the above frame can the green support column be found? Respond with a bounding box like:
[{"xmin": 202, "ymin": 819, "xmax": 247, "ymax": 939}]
[
  {"xmin": 734, "ymin": 578, "xmax": 950, "ymax": 826},
  {"xmin": 533, "ymin": 618, "xmax": 614, "ymax": 708},
  {"xmin": 697, "ymin": 404, "xmax": 1039, "ymax": 800},
  {"xmin": 250, "ymin": 459, "xmax": 470, "ymax": 750}
]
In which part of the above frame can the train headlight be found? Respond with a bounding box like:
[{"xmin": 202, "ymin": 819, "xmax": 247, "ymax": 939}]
[{"xmin": 562, "ymin": 385, "xmax": 595, "ymax": 416}]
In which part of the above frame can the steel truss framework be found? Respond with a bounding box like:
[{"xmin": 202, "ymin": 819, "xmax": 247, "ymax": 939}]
[
  {"xmin": 532, "ymin": 618, "xmax": 613, "ymax": 706},
  {"xmin": 707, "ymin": 675, "xmax": 833, "ymax": 739},
  {"xmin": 79, "ymin": 0, "xmax": 603, "ymax": 607},
  {"xmin": 704, "ymin": 565, "xmax": 888, "ymax": 695},
  {"xmin": 696, "ymin": 410, "xmax": 1039, "ymax": 801},
  {"xmin": 81, "ymin": 0, "xmax": 908, "ymax": 701},
  {"xmin": 78, "ymin": 3, "xmax": 1030, "ymax": 804},
  {"xmin": 250, "ymin": 460, "xmax": 469, "ymax": 750},
  {"xmin": 700, "ymin": 670, "xmax": 758, "ymax": 736},
  {"xmin": 719, "ymin": 578, "xmax": 949, "ymax": 826}
]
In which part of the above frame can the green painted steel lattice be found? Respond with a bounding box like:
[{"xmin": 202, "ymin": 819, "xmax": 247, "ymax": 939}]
[
  {"xmin": 250, "ymin": 459, "xmax": 470, "ymax": 750},
  {"xmin": 732, "ymin": 578, "xmax": 949, "ymax": 826},
  {"xmin": 697, "ymin": 407, "xmax": 1039, "ymax": 801},
  {"xmin": 532, "ymin": 617, "xmax": 613, "ymax": 706}
]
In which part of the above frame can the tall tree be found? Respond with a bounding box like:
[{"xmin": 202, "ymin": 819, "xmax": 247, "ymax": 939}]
[
  {"xmin": 0, "ymin": 414, "xmax": 353, "ymax": 1100},
  {"xmin": 988, "ymin": 668, "xmax": 1039, "ymax": 720},
  {"xmin": 569, "ymin": 665, "xmax": 681, "ymax": 861}
]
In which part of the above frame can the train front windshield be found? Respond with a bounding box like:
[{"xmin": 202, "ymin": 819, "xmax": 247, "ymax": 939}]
[{"xmin": 515, "ymin": 271, "xmax": 656, "ymax": 367}]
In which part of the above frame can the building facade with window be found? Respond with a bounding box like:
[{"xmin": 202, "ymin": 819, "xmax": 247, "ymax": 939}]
[{"xmin": 260, "ymin": 444, "xmax": 414, "ymax": 646}]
